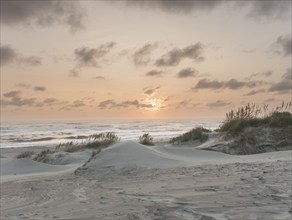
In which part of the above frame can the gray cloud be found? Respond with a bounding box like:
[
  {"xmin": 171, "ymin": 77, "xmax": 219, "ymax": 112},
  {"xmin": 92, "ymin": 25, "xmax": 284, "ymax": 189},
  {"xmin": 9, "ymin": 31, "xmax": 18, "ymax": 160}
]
[
  {"xmin": 98, "ymin": 100, "xmax": 116, "ymax": 109},
  {"xmin": 125, "ymin": 1, "xmax": 223, "ymax": 14},
  {"xmin": 248, "ymin": 70, "xmax": 273, "ymax": 79},
  {"xmin": 155, "ymin": 43, "xmax": 204, "ymax": 66},
  {"xmin": 3, "ymin": 90, "xmax": 21, "ymax": 98},
  {"xmin": 133, "ymin": 43, "xmax": 158, "ymax": 66},
  {"xmin": 193, "ymin": 78, "xmax": 265, "ymax": 91},
  {"xmin": 0, "ymin": 45, "xmax": 17, "ymax": 66},
  {"xmin": 43, "ymin": 98, "xmax": 58, "ymax": 104},
  {"xmin": 177, "ymin": 68, "xmax": 198, "ymax": 78},
  {"xmin": 98, "ymin": 99, "xmax": 153, "ymax": 109},
  {"xmin": 244, "ymin": 89, "xmax": 265, "ymax": 96},
  {"xmin": 34, "ymin": 86, "xmax": 46, "ymax": 92},
  {"xmin": 1, "ymin": 91, "xmax": 37, "ymax": 107},
  {"xmin": 21, "ymin": 56, "xmax": 42, "ymax": 66},
  {"xmin": 145, "ymin": 70, "xmax": 164, "ymax": 77},
  {"xmin": 274, "ymin": 35, "xmax": 292, "ymax": 56},
  {"xmin": 0, "ymin": 44, "xmax": 41, "ymax": 66},
  {"xmin": 175, "ymin": 99, "xmax": 200, "ymax": 109},
  {"xmin": 94, "ymin": 76, "xmax": 106, "ymax": 80},
  {"xmin": 60, "ymin": 100, "xmax": 86, "ymax": 110},
  {"xmin": 243, "ymin": 1, "xmax": 291, "ymax": 20},
  {"xmin": 125, "ymin": 1, "xmax": 290, "ymax": 19},
  {"xmin": 1, "ymin": 1, "xmax": 85, "ymax": 33},
  {"xmin": 74, "ymin": 42, "xmax": 115, "ymax": 67},
  {"xmin": 207, "ymin": 100, "xmax": 231, "ymax": 108},
  {"xmin": 143, "ymin": 86, "xmax": 160, "ymax": 96},
  {"xmin": 268, "ymin": 68, "xmax": 291, "ymax": 93}
]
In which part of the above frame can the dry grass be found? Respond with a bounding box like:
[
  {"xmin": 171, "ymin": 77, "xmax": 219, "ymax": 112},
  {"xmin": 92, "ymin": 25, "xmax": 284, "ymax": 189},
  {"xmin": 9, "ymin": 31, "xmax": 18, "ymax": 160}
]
[
  {"xmin": 139, "ymin": 133, "xmax": 154, "ymax": 146},
  {"xmin": 169, "ymin": 127, "xmax": 210, "ymax": 144}
]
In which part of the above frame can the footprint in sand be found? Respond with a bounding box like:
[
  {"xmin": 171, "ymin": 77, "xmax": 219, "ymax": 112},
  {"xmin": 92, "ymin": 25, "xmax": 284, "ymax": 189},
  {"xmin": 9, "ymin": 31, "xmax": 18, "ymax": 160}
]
[{"xmin": 72, "ymin": 187, "xmax": 88, "ymax": 203}]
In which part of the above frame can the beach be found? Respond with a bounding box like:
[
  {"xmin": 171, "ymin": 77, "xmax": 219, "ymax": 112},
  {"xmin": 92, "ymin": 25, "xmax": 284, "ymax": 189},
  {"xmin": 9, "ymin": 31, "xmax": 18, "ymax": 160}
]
[{"xmin": 1, "ymin": 141, "xmax": 291, "ymax": 220}]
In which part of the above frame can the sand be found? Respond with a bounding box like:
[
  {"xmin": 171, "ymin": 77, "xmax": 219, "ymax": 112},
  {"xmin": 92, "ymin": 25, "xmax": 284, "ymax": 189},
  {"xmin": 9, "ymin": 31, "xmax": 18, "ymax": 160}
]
[{"xmin": 1, "ymin": 141, "xmax": 291, "ymax": 219}]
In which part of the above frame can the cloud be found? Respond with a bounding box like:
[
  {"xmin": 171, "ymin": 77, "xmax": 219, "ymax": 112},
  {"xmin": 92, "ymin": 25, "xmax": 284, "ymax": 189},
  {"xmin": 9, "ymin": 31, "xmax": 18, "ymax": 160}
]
[
  {"xmin": 16, "ymin": 83, "xmax": 31, "ymax": 88},
  {"xmin": 145, "ymin": 70, "xmax": 164, "ymax": 77},
  {"xmin": 207, "ymin": 100, "xmax": 231, "ymax": 108},
  {"xmin": 124, "ymin": 1, "xmax": 291, "ymax": 20},
  {"xmin": 132, "ymin": 43, "xmax": 158, "ymax": 66},
  {"xmin": 0, "ymin": 44, "xmax": 42, "ymax": 66},
  {"xmin": 0, "ymin": 1, "xmax": 86, "ymax": 33},
  {"xmin": 274, "ymin": 35, "xmax": 292, "ymax": 56},
  {"xmin": 97, "ymin": 99, "xmax": 153, "ymax": 109},
  {"xmin": 98, "ymin": 100, "xmax": 117, "ymax": 109},
  {"xmin": 192, "ymin": 78, "xmax": 265, "ymax": 91},
  {"xmin": 242, "ymin": 1, "xmax": 291, "ymax": 20},
  {"xmin": 21, "ymin": 56, "xmax": 42, "ymax": 66},
  {"xmin": 174, "ymin": 99, "xmax": 200, "ymax": 109},
  {"xmin": 244, "ymin": 89, "xmax": 265, "ymax": 96},
  {"xmin": 268, "ymin": 68, "xmax": 291, "ymax": 93},
  {"xmin": 0, "ymin": 45, "xmax": 17, "ymax": 66},
  {"xmin": 60, "ymin": 100, "xmax": 86, "ymax": 110},
  {"xmin": 1, "ymin": 91, "xmax": 37, "ymax": 107},
  {"xmin": 94, "ymin": 76, "xmax": 106, "ymax": 80},
  {"xmin": 124, "ymin": 1, "xmax": 223, "ymax": 14},
  {"xmin": 3, "ymin": 90, "xmax": 21, "ymax": 98},
  {"xmin": 155, "ymin": 43, "xmax": 204, "ymax": 66},
  {"xmin": 143, "ymin": 86, "xmax": 160, "ymax": 96},
  {"xmin": 68, "ymin": 69, "xmax": 80, "ymax": 77},
  {"xmin": 43, "ymin": 98, "xmax": 58, "ymax": 104},
  {"xmin": 74, "ymin": 42, "xmax": 115, "ymax": 68},
  {"xmin": 248, "ymin": 70, "xmax": 273, "ymax": 79},
  {"xmin": 177, "ymin": 68, "xmax": 198, "ymax": 78},
  {"xmin": 34, "ymin": 86, "xmax": 46, "ymax": 92}
]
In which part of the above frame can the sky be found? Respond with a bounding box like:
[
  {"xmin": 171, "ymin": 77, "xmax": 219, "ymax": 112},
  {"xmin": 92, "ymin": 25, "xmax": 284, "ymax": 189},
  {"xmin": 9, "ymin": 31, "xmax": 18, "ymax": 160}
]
[{"xmin": 0, "ymin": 0, "xmax": 291, "ymax": 121}]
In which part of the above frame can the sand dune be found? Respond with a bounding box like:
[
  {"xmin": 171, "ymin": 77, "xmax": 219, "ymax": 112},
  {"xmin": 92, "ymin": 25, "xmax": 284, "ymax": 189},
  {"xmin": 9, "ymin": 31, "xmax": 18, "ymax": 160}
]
[{"xmin": 1, "ymin": 141, "xmax": 291, "ymax": 219}]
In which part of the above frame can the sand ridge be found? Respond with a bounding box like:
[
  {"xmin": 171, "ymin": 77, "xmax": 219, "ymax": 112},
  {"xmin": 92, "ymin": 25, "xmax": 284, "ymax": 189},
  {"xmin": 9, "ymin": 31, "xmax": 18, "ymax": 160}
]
[{"xmin": 0, "ymin": 141, "xmax": 291, "ymax": 219}]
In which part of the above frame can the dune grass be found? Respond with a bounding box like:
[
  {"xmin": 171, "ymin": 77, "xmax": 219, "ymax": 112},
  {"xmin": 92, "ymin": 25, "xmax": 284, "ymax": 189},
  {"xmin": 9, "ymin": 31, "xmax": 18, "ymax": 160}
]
[
  {"xmin": 33, "ymin": 149, "xmax": 55, "ymax": 163},
  {"xmin": 17, "ymin": 132, "xmax": 120, "ymax": 163},
  {"xmin": 139, "ymin": 133, "xmax": 154, "ymax": 146},
  {"xmin": 169, "ymin": 127, "xmax": 211, "ymax": 144},
  {"xmin": 16, "ymin": 151, "xmax": 35, "ymax": 159},
  {"xmin": 220, "ymin": 102, "xmax": 292, "ymax": 135},
  {"xmin": 56, "ymin": 132, "xmax": 120, "ymax": 152}
]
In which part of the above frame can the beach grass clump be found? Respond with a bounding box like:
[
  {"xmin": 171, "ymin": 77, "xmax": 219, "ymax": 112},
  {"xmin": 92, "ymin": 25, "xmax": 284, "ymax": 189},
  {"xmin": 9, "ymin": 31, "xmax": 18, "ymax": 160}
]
[
  {"xmin": 16, "ymin": 151, "xmax": 35, "ymax": 159},
  {"xmin": 56, "ymin": 132, "xmax": 120, "ymax": 152},
  {"xmin": 220, "ymin": 102, "xmax": 292, "ymax": 135},
  {"xmin": 33, "ymin": 149, "xmax": 55, "ymax": 163},
  {"xmin": 169, "ymin": 127, "xmax": 211, "ymax": 144},
  {"xmin": 139, "ymin": 133, "xmax": 154, "ymax": 146}
]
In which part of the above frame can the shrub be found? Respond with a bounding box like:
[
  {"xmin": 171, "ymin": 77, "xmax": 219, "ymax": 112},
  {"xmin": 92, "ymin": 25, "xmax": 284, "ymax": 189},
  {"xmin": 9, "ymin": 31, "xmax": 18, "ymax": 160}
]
[
  {"xmin": 169, "ymin": 127, "xmax": 210, "ymax": 144},
  {"xmin": 139, "ymin": 133, "xmax": 154, "ymax": 146},
  {"xmin": 220, "ymin": 102, "xmax": 292, "ymax": 136},
  {"xmin": 33, "ymin": 149, "xmax": 55, "ymax": 163},
  {"xmin": 16, "ymin": 151, "xmax": 35, "ymax": 159}
]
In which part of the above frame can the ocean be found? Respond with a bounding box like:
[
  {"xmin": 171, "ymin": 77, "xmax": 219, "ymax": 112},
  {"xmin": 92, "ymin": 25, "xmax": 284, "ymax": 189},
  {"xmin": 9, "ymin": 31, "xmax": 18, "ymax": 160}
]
[{"xmin": 0, "ymin": 119, "xmax": 222, "ymax": 148}]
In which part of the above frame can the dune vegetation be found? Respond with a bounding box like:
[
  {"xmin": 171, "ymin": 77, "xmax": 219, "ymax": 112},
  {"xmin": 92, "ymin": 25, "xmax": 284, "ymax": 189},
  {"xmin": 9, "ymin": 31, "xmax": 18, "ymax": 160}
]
[
  {"xmin": 219, "ymin": 102, "xmax": 292, "ymax": 135},
  {"xmin": 139, "ymin": 133, "xmax": 155, "ymax": 146},
  {"xmin": 17, "ymin": 132, "xmax": 120, "ymax": 162},
  {"xmin": 169, "ymin": 127, "xmax": 211, "ymax": 144},
  {"xmin": 16, "ymin": 151, "xmax": 35, "ymax": 159}
]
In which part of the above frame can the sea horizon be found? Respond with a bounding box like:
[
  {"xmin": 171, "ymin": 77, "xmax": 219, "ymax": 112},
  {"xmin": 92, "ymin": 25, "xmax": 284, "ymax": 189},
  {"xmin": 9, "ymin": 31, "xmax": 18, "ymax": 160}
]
[{"xmin": 0, "ymin": 118, "xmax": 223, "ymax": 149}]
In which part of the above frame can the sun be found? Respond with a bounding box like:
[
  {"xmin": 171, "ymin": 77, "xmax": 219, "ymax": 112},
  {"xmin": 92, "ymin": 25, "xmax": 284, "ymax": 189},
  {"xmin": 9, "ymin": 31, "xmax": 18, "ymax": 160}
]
[{"xmin": 144, "ymin": 98, "xmax": 163, "ymax": 111}]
